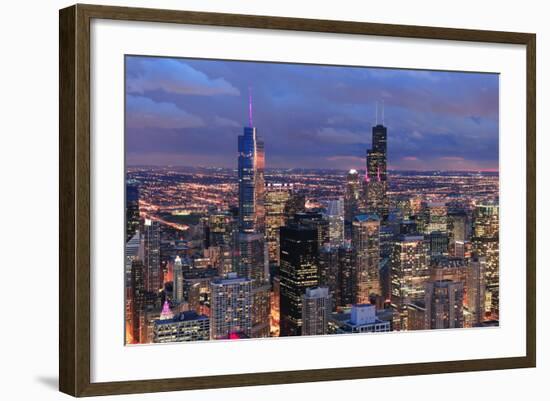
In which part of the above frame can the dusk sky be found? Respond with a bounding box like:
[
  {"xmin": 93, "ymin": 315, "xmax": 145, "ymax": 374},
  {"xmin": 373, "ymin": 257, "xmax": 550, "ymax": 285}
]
[{"xmin": 125, "ymin": 56, "xmax": 499, "ymax": 171}]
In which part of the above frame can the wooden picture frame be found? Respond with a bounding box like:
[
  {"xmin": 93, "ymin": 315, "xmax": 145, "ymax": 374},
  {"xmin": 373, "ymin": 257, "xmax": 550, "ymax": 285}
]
[{"xmin": 59, "ymin": 3, "xmax": 536, "ymax": 397}]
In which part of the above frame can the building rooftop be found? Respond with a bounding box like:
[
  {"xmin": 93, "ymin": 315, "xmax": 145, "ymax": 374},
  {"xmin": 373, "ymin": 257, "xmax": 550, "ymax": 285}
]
[
  {"xmin": 155, "ymin": 310, "xmax": 208, "ymax": 325},
  {"xmin": 211, "ymin": 273, "xmax": 252, "ymax": 286},
  {"xmin": 354, "ymin": 213, "xmax": 380, "ymax": 223}
]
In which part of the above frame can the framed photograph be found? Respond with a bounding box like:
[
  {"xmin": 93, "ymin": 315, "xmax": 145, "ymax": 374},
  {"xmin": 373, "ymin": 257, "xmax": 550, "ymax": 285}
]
[{"xmin": 59, "ymin": 4, "xmax": 536, "ymax": 397}]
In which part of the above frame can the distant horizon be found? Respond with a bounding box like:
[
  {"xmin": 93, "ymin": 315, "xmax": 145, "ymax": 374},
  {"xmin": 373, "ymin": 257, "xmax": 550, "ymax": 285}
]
[
  {"xmin": 126, "ymin": 56, "xmax": 499, "ymax": 171},
  {"xmin": 126, "ymin": 164, "xmax": 499, "ymax": 174}
]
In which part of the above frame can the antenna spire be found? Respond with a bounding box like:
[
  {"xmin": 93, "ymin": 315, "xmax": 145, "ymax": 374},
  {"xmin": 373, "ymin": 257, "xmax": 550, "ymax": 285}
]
[
  {"xmin": 375, "ymin": 101, "xmax": 378, "ymax": 125},
  {"xmin": 382, "ymin": 100, "xmax": 385, "ymax": 125},
  {"xmin": 248, "ymin": 86, "xmax": 253, "ymax": 127}
]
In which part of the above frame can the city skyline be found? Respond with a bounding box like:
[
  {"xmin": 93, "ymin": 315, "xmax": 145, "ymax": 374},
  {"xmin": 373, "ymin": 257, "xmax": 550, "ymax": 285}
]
[
  {"xmin": 126, "ymin": 56, "xmax": 499, "ymax": 171},
  {"xmin": 124, "ymin": 56, "xmax": 499, "ymax": 345}
]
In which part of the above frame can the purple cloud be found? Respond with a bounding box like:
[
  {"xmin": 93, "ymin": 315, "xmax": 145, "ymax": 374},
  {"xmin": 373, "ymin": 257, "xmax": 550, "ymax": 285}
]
[
  {"xmin": 126, "ymin": 95, "xmax": 203, "ymax": 129},
  {"xmin": 127, "ymin": 58, "xmax": 240, "ymax": 96}
]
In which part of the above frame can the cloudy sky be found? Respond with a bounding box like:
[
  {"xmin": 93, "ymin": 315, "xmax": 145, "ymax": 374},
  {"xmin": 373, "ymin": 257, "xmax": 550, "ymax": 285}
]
[{"xmin": 125, "ymin": 56, "xmax": 499, "ymax": 171}]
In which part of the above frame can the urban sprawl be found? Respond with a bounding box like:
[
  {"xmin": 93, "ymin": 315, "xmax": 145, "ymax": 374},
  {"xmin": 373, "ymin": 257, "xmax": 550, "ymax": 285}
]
[{"xmin": 125, "ymin": 106, "xmax": 499, "ymax": 344}]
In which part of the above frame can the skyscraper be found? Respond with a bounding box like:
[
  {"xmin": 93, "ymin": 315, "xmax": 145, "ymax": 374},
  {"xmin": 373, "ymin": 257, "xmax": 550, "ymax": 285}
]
[
  {"xmin": 279, "ymin": 223, "xmax": 319, "ymax": 336},
  {"xmin": 125, "ymin": 231, "xmax": 141, "ymax": 343},
  {"xmin": 207, "ymin": 211, "xmax": 234, "ymax": 248},
  {"xmin": 129, "ymin": 259, "xmax": 145, "ymax": 344},
  {"xmin": 265, "ymin": 183, "xmax": 292, "ymax": 271},
  {"xmin": 143, "ymin": 219, "xmax": 161, "ymax": 293},
  {"xmin": 352, "ymin": 214, "xmax": 381, "ymax": 304},
  {"xmin": 126, "ymin": 179, "xmax": 140, "ymax": 242},
  {"xmin": 428, "ymin": 231, "xmax": 449, "ymax": 257},
  {"xmin": 284, "ymin": 192, "xmax": 306, "ymax": 221},
  {"xmin": 210, "ymin": 274, "xmax": 253, "ymax": 339},
  {"xmin": 344, "ymin": 169, "xmax": 361, "ymax": 224},
  {"xmin": 318, "ymin": 245, "xmax": 340, "ymax": 309},
  {"xmin": 425, "ymin": 279, "xmax": 464, "ymax": 329},
  {"xmin": 173, "ymin": 256, "xmax": 184, "ymax": 304},
  {"xmin": 237, "ymin": 97, "xmax": 267, "ymax": 280},
  {"xmin": 425, "ymin": 202, "xmax": 448, "ymax": 234},
  {"xmin": 238, "ymin": 124, "xmax": 265, "ymax": 235},
  {"xmin": 338, "ymin": 243, "xmax": 356, "ymax": 307},
  {"xmin": 364, "ymin": 121, "xmax": 388, "ymax": 219},
  {"xmin": 327, "ymin": 198, "xmax": 345, "ymax": 248},
  {"xmin": 390, "ymin": 235, "xmax": 430, "ymax": 330},
  {"xmin": 471, "ymin": 203, "xmax": 499, "ymax": 316},
  {"xmin": 251, "ymin": 281, "xmax": 271, "ymax": 338},
  {"xmin": 236, "ymin": 99, "xmax": 270, "ymax": 337},
  {"xmin": 294, "ymin": 211, "xmax": 329, "ymax": 250},
  {"xmin": 125, "ymin": 230, "xmax": 141, "ymax": 288},
  {"xmin": 301, "ymin": 287, "xmax": 332, "ymax": 336},
  {"xmin": 448, "ymin": 210, "xmax": 468, "ymax": 248},
  {"xmin": 237, "ymin": 232, "xmax": 267, "ymax": 282},
  {"xmin": 466, "ymin": 256, "xmax": 486, "ymax": 326}
]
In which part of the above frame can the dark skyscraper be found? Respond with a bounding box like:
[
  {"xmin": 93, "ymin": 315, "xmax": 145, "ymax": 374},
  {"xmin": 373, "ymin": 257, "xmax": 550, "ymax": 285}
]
[
  {"xmin": 279, "ymin": 224, "xmax": 319, "ymax": 336},
  {"xmin": 338, "ymin": 243, "xmax": 356, "ymax": 307},
  {"xmin": 126, "ymin": 179, "xmax": 140, "ymax": 242},
  {"xmin": 294, "ymin": 211, "xmax": 329, "ymax": 250},
  {"xmin": 143, "ymin": 219, "xmax": 161, "ymax": 293},
  {"xmin": 367, "ymin": 124, "xmax": 387, "ymax": 180},
  {"xmin": 364, "ymin": 116, "xmax": 389, "ymax": 219},
  {"xmin": 129, "ymin": 259, "xmax": 145, "ymax": 344}
]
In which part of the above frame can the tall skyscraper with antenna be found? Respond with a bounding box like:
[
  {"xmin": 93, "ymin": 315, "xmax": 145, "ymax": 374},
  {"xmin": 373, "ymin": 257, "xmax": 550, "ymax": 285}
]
[
  {"xmin": 238, "ymin": 88, "xmax": 265, "ymax": 235},
  {"xmin": 364, "ymin": 101, "xmax": 389, "ymax": 219},
  {"xmin": 236, "ymin": 88, "xmax": 270, "ymax": 337}
]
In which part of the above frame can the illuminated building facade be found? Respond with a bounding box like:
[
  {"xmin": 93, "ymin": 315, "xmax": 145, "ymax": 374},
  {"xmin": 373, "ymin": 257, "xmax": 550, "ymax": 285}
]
[
  {"xmin": 425, "ymin": 279, "xmax": 464, "ymax": 329},
  {"xmin": 172, "ymin": 256, "xmax": 184, "ymax": 303},
  {"xmin": 352, "ymin": 214, "xmax": 381, "ymax": 304},
  {"xmin": 238, "ymin": 125, "xmax": 265, "ymax": 234},
  {"xmin": 327, "ymin": 198, "xmax": 345, "ymax": 247},
  {"xmin": 265, "ymin": 183, "xmax": 292, "ymax": 269},
  {"xmin": 210, "ymin": 274, "xmax": 253, "ymax": 339},
  {"xmin": 301, "ymin": 287, "xmax": 331, "ymax": 336},
  {"xmin": 471, "ymin": 203, "xmax": 499, "ymax": 316},
  {"xmin": 390, "ymin": 235, "xmax": 430, "ymax": 330},
  {"xmin": 153, "ymin": 310, "xmax": 210, "ymax": 343},
  {"xmin": 426, "ymin": 202, "xmax": 448, "ymax": 233},
  {"xmin": 428, "ymin": 231, "xmax": 449, "ymax": 257},
  {"xmin": 344, "ymin": 169, "xmax": 361, "ymax": 224},
  {"xmin": 466, "ymin": 256, "xmax": 487, "ymax": 326}
]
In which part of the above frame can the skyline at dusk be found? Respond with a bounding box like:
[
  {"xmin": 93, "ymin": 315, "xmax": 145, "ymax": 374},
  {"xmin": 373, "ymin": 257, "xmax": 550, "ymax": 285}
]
[
  {"xmin": 125, "ymin": 56, "xmax": 499, "ymax": 171},
  {"xmin": 125, "ymin": 55, "xmax": 500, "ymax": 344}
]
